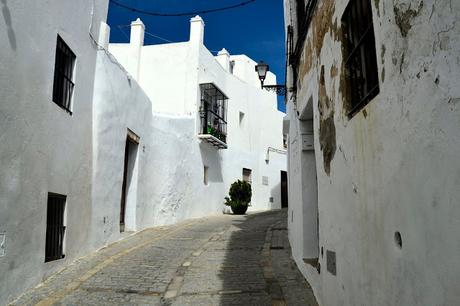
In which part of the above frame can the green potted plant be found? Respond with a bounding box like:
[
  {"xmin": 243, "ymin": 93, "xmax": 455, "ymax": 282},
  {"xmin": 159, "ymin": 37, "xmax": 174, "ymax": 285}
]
[{"xmin": 224, "ymin": 180, "xmax": 252, "ymax": 215}]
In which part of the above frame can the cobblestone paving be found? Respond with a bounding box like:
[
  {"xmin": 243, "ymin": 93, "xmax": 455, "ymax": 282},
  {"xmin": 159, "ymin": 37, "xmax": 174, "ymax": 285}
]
[{"xmin": 12, "ymin": 210, "xmax": 317, "ymax": 306}]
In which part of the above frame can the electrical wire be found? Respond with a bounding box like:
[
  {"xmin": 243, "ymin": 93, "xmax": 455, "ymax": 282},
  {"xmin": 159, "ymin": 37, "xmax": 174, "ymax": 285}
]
[
  {"xmin": 117, "ymin": 25, "xmax": 131, "ymax": 41},
  {"xmin": 109, "ymin": 0, "xmax": 257, "ymax": 17},
  {"xmin": 144, "ymin": 30, "xmax": 175, "ymax": 43},
  {"xmin": 115, "ymin": 24, "xmax": 223, "ymax": 50}
]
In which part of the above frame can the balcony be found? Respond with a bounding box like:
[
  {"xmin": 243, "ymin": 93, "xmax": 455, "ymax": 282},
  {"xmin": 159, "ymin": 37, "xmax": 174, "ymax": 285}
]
[{"xmin": 198, "ymin": 83, "xmax": 228, "ymax": 149}]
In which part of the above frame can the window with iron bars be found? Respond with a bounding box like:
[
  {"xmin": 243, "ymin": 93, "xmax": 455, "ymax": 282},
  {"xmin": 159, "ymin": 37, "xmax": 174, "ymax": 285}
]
[
  {"xmin": 342, "ymin": 0, "xmax": 380, "ymax": 117},
  {"xmin": 199, "ymin": 83, "xmax": 228, "ymax": 144},
  {"xmin": 52, "ymin": 35, "xmax": 76, "ymax": 114},
  {"xmin": 45, "ymin": 193, "xmax": 66, "ymax": 262}
]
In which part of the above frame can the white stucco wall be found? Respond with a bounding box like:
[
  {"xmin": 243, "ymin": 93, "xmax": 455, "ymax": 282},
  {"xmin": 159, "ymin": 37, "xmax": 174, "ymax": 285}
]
[
  {"xmin": 0, "ymin": 0, "xmax": 108, "ymax": 303},
  {"xmin": 284, "ymin": 0, "xmax": 460, "ymax": 305},
  {"xmin": 92, "ymin": 45, "xmax": 286, "ymax": 249},
  {"xmin": 0, "ymin": 9, "xmax": 287, "ymax": 304},
  {"xmin": 107, "ymin": 16, "xmax": 287, "ymax": 215}
]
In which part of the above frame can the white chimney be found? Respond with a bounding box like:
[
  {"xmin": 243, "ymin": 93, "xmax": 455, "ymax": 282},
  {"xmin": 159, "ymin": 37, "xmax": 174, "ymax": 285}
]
[
  {"xmin": 130, "ymin": 18, "xmax": 145, "ymax": 48},
  {"xmin": 216, "ymin": 48, "xmax": 230, "ymax": 72},
  {"xmin": 189, "ymin": 15, "xmax": 204, "ymax": 45},
  {"xmin": 98, "ymin": 21, "xmax": 110, "ymax": 50},
  {"xmin": 127, "ymin": 18, "xmax": 144, "ymax": 80}
]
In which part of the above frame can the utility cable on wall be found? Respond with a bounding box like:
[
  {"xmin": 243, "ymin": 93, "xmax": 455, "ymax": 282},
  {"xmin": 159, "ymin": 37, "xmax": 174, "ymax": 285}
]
[{"xmin": 109, "ymin": 0, "xmax": 257, "ymax": 17}]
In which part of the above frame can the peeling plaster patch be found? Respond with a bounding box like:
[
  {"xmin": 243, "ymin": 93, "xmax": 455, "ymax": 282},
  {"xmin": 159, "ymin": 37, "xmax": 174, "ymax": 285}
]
[
  {"xmin": 319, "ymin": 115, "xmax": 336, "ymax": 175},
  {"xmin": 338, "ymin": 145, "xmax": 348, "ymax": 163},
  {"xmin": 318, "ymin": 66, "xmax": 336, "ymax": 176},
  {"xmin": 399, "ymin": 52, "xmax": 405, "ymax": 74},
  {"xmin": 298, "ymin": 40, "xmax": 313, "ymax": 86},
  {"xmin": 362, "ymin": 109, "xmax": 368, "ymax": 118},
  {"xmin": 448, "ymin": 98, "xmax": 460, "ymax": 111},
  {"xmin": 311, "ymin": 0, "xmax": 338, "ymax": 57},
  {"xmin": 352, "ymin": 182, "xmax": 358, "ymax": 194},
  {"xmin": 374, "ymin": 0, "xmax": 381, "ymax": 16},
  {"xmin": 339, "ymin": 59, "xmax": 351, "ymax": 116},
  {"xmin": 381, "ymin": 45, "xmax": 386, "ymax": 63},
  {"xmin": 393, "ymin": 1, "xmax": 424, "ymax": 37},
  {"xmin": 298, "ymin": 0, "xmax": 340, "ymax": 87},
  {"xmin": 381, "ymin": 44, "xmax": 386, "ymax": 82},
  {"xmin": 330, "ymin": 64, "xmax": 338, "ymax": 79}
]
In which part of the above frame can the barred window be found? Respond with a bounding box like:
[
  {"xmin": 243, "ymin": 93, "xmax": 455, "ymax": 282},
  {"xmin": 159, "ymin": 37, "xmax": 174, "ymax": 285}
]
[
  {"xmin": 45, "ymin": 193, "xmax": 66, "ymax": 262},
  {"xmin": 199, "ymin": 83, "xmax": 228, "ymax": 144},
  {"xmin": 342, "ymin": 0, "xmax": 380, "ymax": 117},
  {"xmin": 52, "ymin": 36, "xmax": 76, "ymax": 113}
]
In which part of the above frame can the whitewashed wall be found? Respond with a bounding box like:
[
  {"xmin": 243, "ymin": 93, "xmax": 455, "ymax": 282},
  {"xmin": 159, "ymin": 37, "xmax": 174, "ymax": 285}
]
[
  {"xmin": 0, "ymin": 0, "xmax": 108, "ymax": 303},
  {"xmin": 284, "ymin": 0, "xmax": 460, "ymax": 305},
  {"xmin": 0, "ymin": 9, "xmax": 286, "ymax": 304},
  {"xmin": 108, "ymin": 16, "xmax": 287, "ymax": 215}
]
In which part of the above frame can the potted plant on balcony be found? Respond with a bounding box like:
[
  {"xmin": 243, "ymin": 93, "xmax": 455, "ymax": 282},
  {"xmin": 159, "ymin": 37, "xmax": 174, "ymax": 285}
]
[{"xmin": 224, "ymin": 180, "xmax": 252, "ymax": 215}]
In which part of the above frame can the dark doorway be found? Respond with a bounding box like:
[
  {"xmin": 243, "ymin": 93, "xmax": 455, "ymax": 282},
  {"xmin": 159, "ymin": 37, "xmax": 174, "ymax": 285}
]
[
  {"xmin": 120, "ymin": 130, "xmax": 139, "ymax": 233},
  {"xmin": 281, "ymin": 170, "xmax": 288, "ymax": 208}
]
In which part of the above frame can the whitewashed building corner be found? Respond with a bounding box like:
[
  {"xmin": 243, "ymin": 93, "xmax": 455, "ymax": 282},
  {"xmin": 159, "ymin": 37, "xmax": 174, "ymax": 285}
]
[{"xmin": 283, "ymin": 0, "xmax": 460, "ymax": 305}]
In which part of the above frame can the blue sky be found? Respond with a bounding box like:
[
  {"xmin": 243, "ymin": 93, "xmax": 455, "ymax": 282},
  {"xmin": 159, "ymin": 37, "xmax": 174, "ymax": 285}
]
[{"xmin": 107, "ymin": 0, "xmax": 286, "ymax": 112}]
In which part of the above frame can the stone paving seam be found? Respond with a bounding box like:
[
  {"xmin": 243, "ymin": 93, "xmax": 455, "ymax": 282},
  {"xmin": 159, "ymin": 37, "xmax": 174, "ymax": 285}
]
[
  {"xmin": 261, "ymin": 220, "xmax": 287, "ymax": 306},
  {"xmin": 29, "ymin": 219, "xmax": 199, "ymax": 306},
  {"xmin": 162, "ymin": 224, "xmax": 231, "ymax": 303}
]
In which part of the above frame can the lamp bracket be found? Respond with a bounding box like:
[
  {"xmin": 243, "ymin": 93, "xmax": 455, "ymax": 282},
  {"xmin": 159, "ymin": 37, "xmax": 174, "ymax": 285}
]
[{"xmin": 262, "ymin": 85, "xmax": 286, "ymax": 96}]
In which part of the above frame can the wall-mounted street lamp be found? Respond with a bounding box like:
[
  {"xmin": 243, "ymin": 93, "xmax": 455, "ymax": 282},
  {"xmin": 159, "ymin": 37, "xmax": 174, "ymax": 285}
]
[{"xmin": 255, "ymin": 60, "xmax": 286, "ymax": 96}]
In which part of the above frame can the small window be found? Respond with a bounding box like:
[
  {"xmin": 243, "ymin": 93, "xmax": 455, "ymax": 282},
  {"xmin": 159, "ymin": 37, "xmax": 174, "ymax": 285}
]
[
  {"xmin": 203, "ymin": 166, "xmax": 209, "ymax": 185},
  {"xmin": 52, "ymin": 35, "xmax": 76, "ymax": 113},
  {"xmin": 239, "ymin": 112, "xmax": 245, "ymax": 127},
  {"xmin": 283, "ymin": 134, "xmax": 288, "ymax": 149},
  {"xmin": 262, "ymin": 176, "xmax": 269, "ymax": 186},
  {"xmin": 242, "ymin": 168, "xmax": 252, "ymax": 184},
  {"xmin": 230, "ymin": 60, "xmax": 235, "ymax": 74},
  {"xmin": 342, "ymin": 0, "xmax": 379, "ymax": 117},
  {"xmin": 45, "ymin": 193, "xmax": 66, "ymax": 262}
]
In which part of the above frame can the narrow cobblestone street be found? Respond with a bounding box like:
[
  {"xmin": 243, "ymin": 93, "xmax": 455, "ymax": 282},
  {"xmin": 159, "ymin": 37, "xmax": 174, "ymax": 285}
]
[{"xmin": 12, "ymin": 210, "xmax": 317, "ymax": 306}]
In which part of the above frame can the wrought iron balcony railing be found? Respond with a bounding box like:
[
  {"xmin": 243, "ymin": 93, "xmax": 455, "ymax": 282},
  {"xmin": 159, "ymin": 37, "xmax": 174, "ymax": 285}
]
[{"xmin": 198, "ymin": 83, "xmax": 228, "ymax": 149}]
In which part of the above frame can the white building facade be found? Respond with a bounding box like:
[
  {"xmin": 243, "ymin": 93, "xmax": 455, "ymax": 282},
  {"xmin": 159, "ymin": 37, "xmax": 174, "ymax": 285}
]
[
  {"xmin": 0, "ymin": 2, "xmax": 286, "ymax": 303},
  {"xmin": 283, "ymin": 0, "xmax": 460, "ymax": 305}
]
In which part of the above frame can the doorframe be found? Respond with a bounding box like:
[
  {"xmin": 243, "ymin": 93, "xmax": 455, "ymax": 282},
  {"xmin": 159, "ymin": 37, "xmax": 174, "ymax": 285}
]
[
  {"xmin": 281, "ymin": 170, "xmax": 288, "ymax": 208},
  {"xmin": 120, "ymin": 129, "xmax": 140, "ymax": 233}
]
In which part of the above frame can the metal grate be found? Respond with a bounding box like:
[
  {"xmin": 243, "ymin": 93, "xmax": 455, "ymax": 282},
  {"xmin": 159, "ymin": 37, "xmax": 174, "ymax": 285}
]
[
  {"xmin": 199, "ymin": 83, "xmax": 228, "ymax": 144},
  {"xmin": 52, "ymin": 35, "xmax": 76, "ymax": 113},
  {"xmin": 45, "ymin": 193, "xmax": 66, "ymax": 262},
  {"xmin": 342, "ymin": 0, "xmax": 380, "ymax": 117}
]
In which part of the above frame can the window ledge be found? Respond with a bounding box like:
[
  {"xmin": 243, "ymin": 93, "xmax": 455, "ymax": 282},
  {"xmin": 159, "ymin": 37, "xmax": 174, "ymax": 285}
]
[
  {"xmin": 198, "ymin": 134, "xmax": 227, "ymax": 149},
  {"xmin": 303, "ymin": 257, "xmax": 321, "ymax": 273}
]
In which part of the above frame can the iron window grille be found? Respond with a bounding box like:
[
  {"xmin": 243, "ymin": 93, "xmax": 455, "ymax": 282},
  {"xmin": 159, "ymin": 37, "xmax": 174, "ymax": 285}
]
[
  {"xmin": 52, "ymin": 35, "xmax": 76, "ymax": 113},
  {"xmin": 342, "ymin": 0, "xmax": 380, "ymax": 117},
  {"xmin": 199, "ymin": 83, "xmax": 228, "ymax": 144},
  {"xmin": 45, "ymin": 193, "xmax": 66, "ymax": 262}
]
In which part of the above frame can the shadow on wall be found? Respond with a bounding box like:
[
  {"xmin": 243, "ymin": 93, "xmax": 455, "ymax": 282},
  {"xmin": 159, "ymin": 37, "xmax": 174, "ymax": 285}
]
[
  {"xmin": 1, "ymin": 0, "xmax": 16, "ymax": 50},
  {"xmin": 199, "ymin": 142, "xmax": 223, "ymax": 183},
  {"xmin": 270, "ymin": 182, "xmax": 282, "ymax": 210}
]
